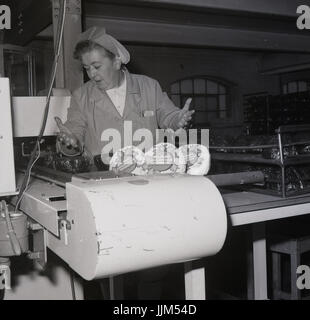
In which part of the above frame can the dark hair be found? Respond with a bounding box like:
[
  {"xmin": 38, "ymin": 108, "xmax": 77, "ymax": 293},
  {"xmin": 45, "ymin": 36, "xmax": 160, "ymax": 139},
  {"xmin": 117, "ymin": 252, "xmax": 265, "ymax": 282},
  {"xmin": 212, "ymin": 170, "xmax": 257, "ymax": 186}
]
[{"xmin": 73, "ymin": 40, "xmax": 116, "ymax": 60}]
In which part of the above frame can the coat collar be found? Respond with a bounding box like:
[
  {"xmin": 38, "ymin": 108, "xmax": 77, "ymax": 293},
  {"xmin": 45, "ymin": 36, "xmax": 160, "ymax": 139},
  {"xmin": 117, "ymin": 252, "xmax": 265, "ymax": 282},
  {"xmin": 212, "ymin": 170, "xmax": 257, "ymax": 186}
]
[
  {"xmin": 125, "ymin": 69, "xmax": 140, "ymax": 94},
  {"xmin": 90, "ymin": 69, "xmax": 142, "ymax": 119},
  {"xmin": 91, "ymin": 69, "xmax": 140, "ymax": 102}
]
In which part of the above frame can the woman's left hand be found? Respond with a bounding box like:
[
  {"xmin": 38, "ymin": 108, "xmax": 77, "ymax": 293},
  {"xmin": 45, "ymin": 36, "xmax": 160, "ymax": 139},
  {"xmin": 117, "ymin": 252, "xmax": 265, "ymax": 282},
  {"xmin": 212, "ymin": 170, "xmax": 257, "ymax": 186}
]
[{"xmin": 177, "ymin": 98, "xmax": 195, "ymax": 129}]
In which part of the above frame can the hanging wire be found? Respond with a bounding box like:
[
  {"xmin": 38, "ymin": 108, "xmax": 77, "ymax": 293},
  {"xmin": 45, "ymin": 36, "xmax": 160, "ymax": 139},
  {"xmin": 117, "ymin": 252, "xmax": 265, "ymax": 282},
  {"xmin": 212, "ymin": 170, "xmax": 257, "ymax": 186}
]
[{"xmin": 15, "ymin": 0, "xmax": 67, "ymax": 211}]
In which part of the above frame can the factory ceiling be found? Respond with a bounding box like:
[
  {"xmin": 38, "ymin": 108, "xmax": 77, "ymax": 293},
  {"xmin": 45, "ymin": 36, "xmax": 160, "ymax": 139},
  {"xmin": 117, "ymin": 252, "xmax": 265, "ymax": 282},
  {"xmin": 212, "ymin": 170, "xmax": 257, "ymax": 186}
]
[{"xmin": 3, "ymin": 0, "xmax": 310, "ymax": 53}]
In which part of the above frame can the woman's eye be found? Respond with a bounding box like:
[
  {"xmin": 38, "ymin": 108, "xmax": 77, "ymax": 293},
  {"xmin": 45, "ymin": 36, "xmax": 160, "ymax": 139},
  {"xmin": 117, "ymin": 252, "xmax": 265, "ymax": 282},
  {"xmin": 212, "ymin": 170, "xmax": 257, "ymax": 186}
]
[{"xmin": 83, "ymin": 65, "xmax": 101, "ymax": 72}]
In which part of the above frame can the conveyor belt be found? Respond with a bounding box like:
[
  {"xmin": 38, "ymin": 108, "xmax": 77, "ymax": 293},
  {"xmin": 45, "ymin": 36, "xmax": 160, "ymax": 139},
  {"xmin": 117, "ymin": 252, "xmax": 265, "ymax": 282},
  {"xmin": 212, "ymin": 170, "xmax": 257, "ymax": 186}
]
[
  {"xmin": 19, "ymin": 165, "xmax": 73, "ymax": 187},
  {"xmin": 22, "ymin": 165, "xmax": 310, "ymax": 217}
]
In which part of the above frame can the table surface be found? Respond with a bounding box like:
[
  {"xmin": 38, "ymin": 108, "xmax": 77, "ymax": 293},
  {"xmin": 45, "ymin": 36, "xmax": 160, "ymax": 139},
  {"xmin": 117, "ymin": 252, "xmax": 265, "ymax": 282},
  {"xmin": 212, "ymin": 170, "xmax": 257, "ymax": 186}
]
[
  {"xmin": 222, "ymin": 189, "xmax": 310, "ymax": 226},
  {"xmin": 222, "ymin": 189, "xmax": 310, "ymax": 213}
]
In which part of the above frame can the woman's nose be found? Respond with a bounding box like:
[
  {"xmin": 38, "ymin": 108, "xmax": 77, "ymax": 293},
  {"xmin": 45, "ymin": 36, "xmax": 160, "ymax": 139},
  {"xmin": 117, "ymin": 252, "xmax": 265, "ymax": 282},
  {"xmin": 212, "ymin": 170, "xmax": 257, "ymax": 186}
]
[{"xmin": 89, "ymin": 66, "xmax": 97, "ymax": 78}]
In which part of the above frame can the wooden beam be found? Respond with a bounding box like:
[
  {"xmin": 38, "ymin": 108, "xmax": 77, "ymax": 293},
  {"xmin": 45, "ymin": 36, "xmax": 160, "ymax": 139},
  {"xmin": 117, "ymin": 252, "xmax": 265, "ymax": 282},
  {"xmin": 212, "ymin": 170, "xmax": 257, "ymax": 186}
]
[
  {"xmin": 86, "ymin": 17, "xmax": 310, "ymax": 53},
  {"xmin": 260, "ymin": 63, "xmax": 310, "ymax": 75},
  {"xmin": 260, "ymin": 53, "xmax": 310, "ymax": 72},
  {"xmin": 52, "ymin": 0, "xmax": 83, "ymax": 92},
  {"xmin": 116, "ymin": 0, "xmax": 306, "ymax": 18},
  {"xmin": 84, "ymin": 2, "xmax": 300, "ymax": 35},
  {"xmin": 3, "ymin": 0, "xmax": 307, "ymax": 46}
]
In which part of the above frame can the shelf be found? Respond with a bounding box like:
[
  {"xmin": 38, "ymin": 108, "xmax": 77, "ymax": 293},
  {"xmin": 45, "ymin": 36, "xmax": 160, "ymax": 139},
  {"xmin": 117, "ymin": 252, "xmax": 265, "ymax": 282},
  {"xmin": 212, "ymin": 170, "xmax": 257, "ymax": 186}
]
[
  {"xmin": 244, "ymin": 91, "xmax": 310, "ymax": 135},
  {"xmin": 211, "ymin": 152, "xmax": 281, "ymax": 165},
  {"xmin": 213, "ymin": 123, "xmax": 310, "ymax": 197},
  {"xmin": 232, "ymin": 186, "xmax": 310, "ymax": 199},
  {"xmin": 266, "ymin": 178, "xmax": 310, "ymax": 183},
  {"xmin": 211, "ymin": 152, "xmax": 310, "ymax": 167},
  {"xmin": 283, "ymin": 154, "xmax": 310, "ymax": 166}
]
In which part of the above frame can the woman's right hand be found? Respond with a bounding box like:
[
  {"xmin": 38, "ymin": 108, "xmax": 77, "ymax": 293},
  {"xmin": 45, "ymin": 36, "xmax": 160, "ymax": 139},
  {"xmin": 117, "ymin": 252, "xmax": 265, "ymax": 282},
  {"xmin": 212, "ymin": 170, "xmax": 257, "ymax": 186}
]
[{"xmin": 54, "ymin": 117, "xmax": 80, "ymax": 149}]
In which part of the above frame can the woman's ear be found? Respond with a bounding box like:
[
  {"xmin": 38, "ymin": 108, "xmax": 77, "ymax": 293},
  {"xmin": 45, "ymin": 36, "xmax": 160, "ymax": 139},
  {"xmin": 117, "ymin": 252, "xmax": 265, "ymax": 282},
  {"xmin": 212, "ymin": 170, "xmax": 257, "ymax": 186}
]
[{"xmin": 114, "ymin": 57, "xmax": 122, "ymax": 70}]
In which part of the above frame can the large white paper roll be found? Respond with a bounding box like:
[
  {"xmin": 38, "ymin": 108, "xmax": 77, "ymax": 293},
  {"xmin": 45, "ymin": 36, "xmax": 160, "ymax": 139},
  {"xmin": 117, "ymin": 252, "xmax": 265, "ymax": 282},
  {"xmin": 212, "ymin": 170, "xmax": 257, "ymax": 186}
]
[{"xmin": 53, "ymin": 174, "xmax": 227, "ymax": 280}]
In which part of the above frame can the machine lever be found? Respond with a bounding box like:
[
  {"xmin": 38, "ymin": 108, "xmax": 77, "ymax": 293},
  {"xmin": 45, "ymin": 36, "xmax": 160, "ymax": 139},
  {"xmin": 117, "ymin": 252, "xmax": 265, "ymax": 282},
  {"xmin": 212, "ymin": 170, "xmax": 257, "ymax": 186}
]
[{"xmin": 60, "ymin": 219, "xmax": 71, "ymax": 245}]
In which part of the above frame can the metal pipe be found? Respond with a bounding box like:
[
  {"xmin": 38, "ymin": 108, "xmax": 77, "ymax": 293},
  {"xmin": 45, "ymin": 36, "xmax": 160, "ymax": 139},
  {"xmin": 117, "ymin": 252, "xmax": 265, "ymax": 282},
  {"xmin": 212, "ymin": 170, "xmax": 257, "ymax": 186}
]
[{"xmin": 207, "ymin": 171, "xmax": 265, "ymax": 187}]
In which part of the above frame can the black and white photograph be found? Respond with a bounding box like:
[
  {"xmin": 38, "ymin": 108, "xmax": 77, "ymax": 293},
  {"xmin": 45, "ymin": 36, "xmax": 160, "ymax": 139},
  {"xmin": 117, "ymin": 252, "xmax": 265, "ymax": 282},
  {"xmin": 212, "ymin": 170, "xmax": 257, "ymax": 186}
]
[{"xmin": 1, "ymin": 0, "xmax": 310, "ymax": 306}]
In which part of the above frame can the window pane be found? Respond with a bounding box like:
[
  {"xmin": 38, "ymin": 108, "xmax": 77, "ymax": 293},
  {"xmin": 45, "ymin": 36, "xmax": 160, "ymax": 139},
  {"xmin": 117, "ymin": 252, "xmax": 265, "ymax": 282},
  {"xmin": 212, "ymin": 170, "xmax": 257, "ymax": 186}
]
[
  {"xmin": 195, "ymin": 111, "xmax": 208, "ymax": 124},
  {"xmin": 288, "ymin": 82, "xmax": 297, "ymax": 93},
  {"xmin": 171, "ymin": 95, "xmax": 181, "ymax": 107},
  {"xmin": 181, "ymin": 80, "xmax": 193, "ymax": 94},
  {"xmin": 207, "ymin": 80, "xmax": 218, "ymax": 94},
  {"xmin": 219, "ymin": 85, "xmax": 226, "ymax": 94},
  {"xmin": 4, "ymin": 51, "xmax": 31, "ymax": 96},
  {"xmin": 170, "ymin": 77, "xmax": 231, "ymax": 124},
  {"xmin": 219, "ymin": 95, "xmax": 227, "ymax": 118},
  {"xmin": 283, "ymin": 84, "xmax": 287, "ymax": 94},
  {"xmin": 207, "ymin": 111, "xmax": 217, "ymax": 121},
  {"xmin": 206, "ymin": 96, "xmax": 218, "ymax": 111},
  {"xmin": 298, "ymin": 81, "xmax": 307, "ymax": 92},
  {"xmin": 219, "ymin": 95, "xmax": 226, "ymax": 107},
  {"xmin": 194, "ymin": 79, "xmax": 205, "ymax": 94},
  {"xmin": 194, "ymin": 96, "xmax": 206, "ymax": 111},
  {"xmin": 171, "ymin": 82, "xmax": 180, "ymax": 94},
  {"xmin": 219, "ymin": 110, "xmax": 227, "ymax": 119}
]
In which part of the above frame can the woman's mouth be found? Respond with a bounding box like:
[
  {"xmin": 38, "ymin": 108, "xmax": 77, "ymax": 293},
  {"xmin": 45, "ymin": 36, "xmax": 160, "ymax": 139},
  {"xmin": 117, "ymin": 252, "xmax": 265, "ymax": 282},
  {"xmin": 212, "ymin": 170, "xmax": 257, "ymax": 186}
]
[{"xmin": 95, "ymin": 79, "xmax": 106, "ymax": 87}]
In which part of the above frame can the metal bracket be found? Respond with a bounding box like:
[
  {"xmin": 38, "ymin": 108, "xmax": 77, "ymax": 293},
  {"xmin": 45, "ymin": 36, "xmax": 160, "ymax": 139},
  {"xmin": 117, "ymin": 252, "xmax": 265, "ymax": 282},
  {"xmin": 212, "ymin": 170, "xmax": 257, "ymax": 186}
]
[{"xmin": 27, "ymin": 225, "xmax": 47, "ymax": 269}]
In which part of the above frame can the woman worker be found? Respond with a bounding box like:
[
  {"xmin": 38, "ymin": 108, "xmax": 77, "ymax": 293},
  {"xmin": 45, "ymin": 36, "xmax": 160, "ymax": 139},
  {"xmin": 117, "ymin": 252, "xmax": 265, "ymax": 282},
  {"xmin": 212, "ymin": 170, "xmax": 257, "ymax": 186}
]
[
  {"xmin": 56, "ymin": 26, "xmax": 195, "ymax": 299},
  {"xmin": 56, "ymin": 26, "xmax": 194, "ymax": 167}
]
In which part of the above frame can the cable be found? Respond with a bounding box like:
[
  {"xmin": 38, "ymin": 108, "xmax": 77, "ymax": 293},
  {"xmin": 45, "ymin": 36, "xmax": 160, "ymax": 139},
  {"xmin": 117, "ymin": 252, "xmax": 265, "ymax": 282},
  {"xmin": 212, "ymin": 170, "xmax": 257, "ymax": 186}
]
[
  {"xmin": 15, "ymin": 0, "xmax": 67, "ymax": 211},
  {"xmin": 2, "ymin": 200, "xmax": 21, "ymax": 256},
  {"xmin": 209, "ymin": 140, "xmax": 310, "ymax": 151},
  {"xmin": 14, "ymin": 141, "xmax": 41, "ymax": 214}
]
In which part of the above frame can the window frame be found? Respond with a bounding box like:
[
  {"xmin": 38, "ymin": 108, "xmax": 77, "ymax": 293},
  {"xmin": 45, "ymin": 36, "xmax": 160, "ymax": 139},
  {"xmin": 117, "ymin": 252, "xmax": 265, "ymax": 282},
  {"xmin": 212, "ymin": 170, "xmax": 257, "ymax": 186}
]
[
  {"xmin": 169, "ymin": 75, "xmax": 234, "ymax": 127},
  {"xmin": 282, "ymin": 80, "xmax": 310, "ymax": 94}
]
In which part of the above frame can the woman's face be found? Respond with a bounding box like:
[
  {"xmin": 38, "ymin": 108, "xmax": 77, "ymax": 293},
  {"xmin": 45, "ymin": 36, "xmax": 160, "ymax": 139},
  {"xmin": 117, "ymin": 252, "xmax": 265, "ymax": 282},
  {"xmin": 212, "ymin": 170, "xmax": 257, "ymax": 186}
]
[{"xmin": 81, "ymin": 48, "xmax": 120, "ymax": 90}]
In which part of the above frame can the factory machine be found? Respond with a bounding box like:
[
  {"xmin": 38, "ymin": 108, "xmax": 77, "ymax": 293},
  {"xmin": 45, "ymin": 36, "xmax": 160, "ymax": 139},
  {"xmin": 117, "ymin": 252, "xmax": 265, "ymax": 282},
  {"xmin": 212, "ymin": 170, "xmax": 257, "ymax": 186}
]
[
  {"xmin": 210, "ymin": 125, "xmax": 310, "ymax": 198},
  {"xmin": 0, "ymin": 77, "xmax": 234, "ymax": 299}
]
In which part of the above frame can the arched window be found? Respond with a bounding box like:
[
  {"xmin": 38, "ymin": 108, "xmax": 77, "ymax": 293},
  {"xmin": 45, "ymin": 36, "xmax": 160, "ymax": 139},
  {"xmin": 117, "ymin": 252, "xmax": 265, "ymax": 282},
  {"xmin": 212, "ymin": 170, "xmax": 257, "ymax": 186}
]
[
  {"xmin": 170, "ymin": 76, "xmax": 231, "ymax": 127},
  {"xmin": 282, "ymin": 80, "xmax": 310, "ymax": 94}
]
